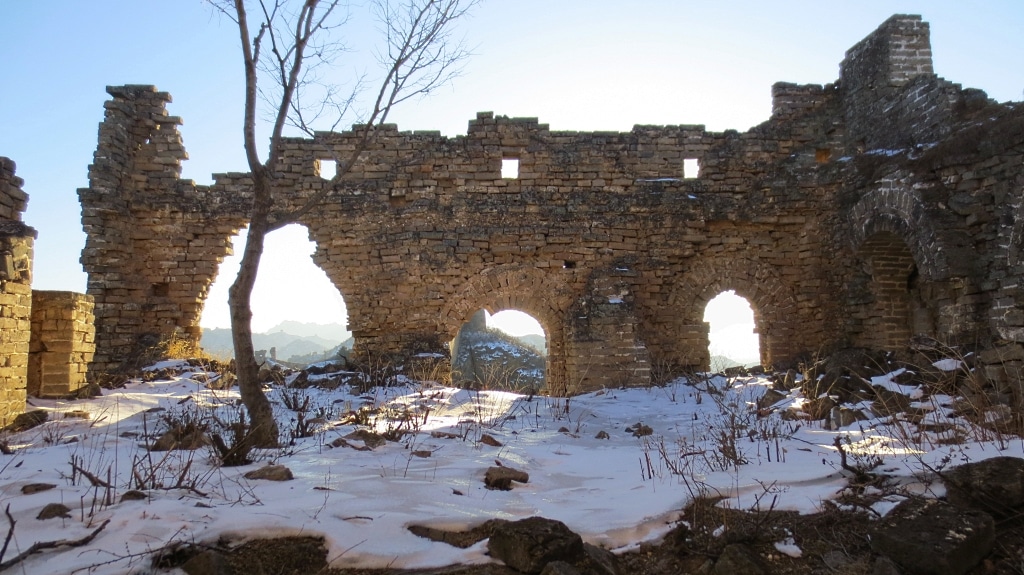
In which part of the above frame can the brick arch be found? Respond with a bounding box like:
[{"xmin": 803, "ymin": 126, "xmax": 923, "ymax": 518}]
[
  {"xmin": 658, "ymin": 257, "xmax": 803, "ymax": 369},
  {"xmin": 441, "ymin": 265, "xmax": 574, "ymax": 390},
  {"xmin": 850, "ymin": 229, "xmax": 924, "ymax": 349},
  {"xmin": 440, "ymin": 265, "xmax": 572, "ymax": 337},
  {"xmin": 847, "ymin": 182, "xmax": 947, "ymax": 280},
  {"xmin": 844, "ymin": 182, "xmax": 985, "ymax": 346}
]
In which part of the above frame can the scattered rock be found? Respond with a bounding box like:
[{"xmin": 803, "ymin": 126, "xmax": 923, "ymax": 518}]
[
  {"xmin": 944, "ymin": 456, "xmax": 1024, "ymax": 517},
  {"xmin": 580, "ymin": 542, "xmax": 620, "ymax": 575},
  {"xmin": 872, "ymin": 556, "xmax": 902, "ymax": 575},
  {"xmin": 485, "ymin": 465, "xmax": 529, "ymax": 490},
  {"xmin": 871, "ymin": 386, "xmax": 911, "ymax": 416},
  {"xmin": 802, "ymin": 367, "xmax": 843, "ymax": 398},
  {"xmin": 756, "ymin": 389, "xmax": 786, "ymax": 410},
  {"xmin": 37, "ymin": 503, "xmax": 72, "ymax": 520},
  {"xmin": 870, "ymin": 498, "xmax": 994, "ymax": 575},
  {"xmin": 181, "ymin": 549, "xmax": 229, "ymax": 575},
  {"xmin": 723, "ymin": 366, "xmax": 748, "ymax": 378},
  {"xmin": 408, "ymin": 518, "xmax": 509, "ymax": 548},
  {"xmin": 829, "ymin": 406, "xmax": 869, "ymax": 429},
  {"xmin": 487, "ymin": 517, "xmax": 585, "ymax": 574},
  {"xmin": 711, "ymin": 543, "xmax": 767, "ymax": 575},
  {"xmin": 244, "ymin": 464, "xmax": 294, "ymax": 481},
  {"xmin": 229, "ymin": 536, "xmax": 327, "ymax": 574},
  {"xmin": 540, "ymin": 561, "xmax": 579, "ymax": 575},
  {"xmin": 480, "ymin": 433, "xmax": 503, "ymax": 446},
  {"xmin": 772, "ymin": 369, "xmax": 799, "ymax": 390},
  {"xmin": 330, "ymin": 437, "xmax": 371, "ymax": 451},
  {"xmin": 802, "ymin": 396, "xmax": 836, "ymax": 420},
  {"xmin": 63, "ymin": 410, "xmax": 90, "ymax": 419},
  {"xmin": 151, "ymin": 427, "xmax": 209, "ymax": 451},
  {"xmin": 20, "ymin": 483, "xmax": 56, "ymax": 495},
  {"xmin": 206, "ymin": 371, "xmax": 235, "ymax": 391},
  {"xmin": 344, "ymin": 429, "xmax": 386, "ymax": 449},
  {"xmin": 121, "ymin": 490, "xmax": 148, "ymax": 502},
  {"xmin": 595, "ymin": 430, "xmax": 610, "ymax": 440},
  {"xmin": 821, "ymin": 550, "xmax": 851, "ymax": 571},
  {"xmin": 978, "ymin": 342, "xmax": 1024, "ymax": 363},
  {"xmin": 625, "ymin": 422, "xmax": 653, "ymax": 437},
  {"xmin": 411, "ymin": 450, "xmax": 432, "ymax": 458},
  {"xmin": 7, "ymin": 410, "xmax": 47, "ymax": 432}
]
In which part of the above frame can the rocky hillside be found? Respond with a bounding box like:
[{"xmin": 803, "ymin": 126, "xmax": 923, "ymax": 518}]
[{"xmin": 452, "ymin": 328, "xmax": 545, "ymax": 391}]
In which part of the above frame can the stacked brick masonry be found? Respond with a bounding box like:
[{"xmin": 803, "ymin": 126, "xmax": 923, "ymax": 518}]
[
  {"xmin": 77, "ymin": 15, "xmax": 1023, "ymax": 396},
  {"xmin": 228, "ymin": 109, "xmax": 846, "ymax": 393},
  {"xmin": 79, "ymin": 86, "xmax": 246, "ymax": 374},
  {"xmin": 29, "ymin": 291, "xmax": 95, "ymax": 397},
  {"xmin": 0, "ymin": 158, "xmax": 34, "ymax": 424}
]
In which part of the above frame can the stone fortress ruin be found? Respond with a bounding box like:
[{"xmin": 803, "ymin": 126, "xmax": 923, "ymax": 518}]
[{"xmin": 1, "ymin": 15, "xmax": 1021, "ymax": 424}]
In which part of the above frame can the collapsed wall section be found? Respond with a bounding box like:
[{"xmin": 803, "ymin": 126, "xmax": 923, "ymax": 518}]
[{"xmin": 79, "ymin": 86, "xmax": 247, "ymax": 377}]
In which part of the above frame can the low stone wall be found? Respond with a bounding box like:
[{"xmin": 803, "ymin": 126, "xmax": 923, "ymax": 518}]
[{"xmin": 28, "ymin": 291, "xmax": 95, "ymax": 398}]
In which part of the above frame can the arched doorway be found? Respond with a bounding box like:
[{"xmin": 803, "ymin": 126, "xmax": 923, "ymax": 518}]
[
  {"xmin": 451, "ymin": 309, "xmax": 547, "ymax": 391},
  {"xmin": 199, "ymin": 224, "xmax": 350, "ymax": 363},
  {"xmin": 704, "ymin": 290, "xmax": 761, "ymax": 371},
  {"xmin": 852, "ymin": 231, "xmax": 929, "ymax": 349}
]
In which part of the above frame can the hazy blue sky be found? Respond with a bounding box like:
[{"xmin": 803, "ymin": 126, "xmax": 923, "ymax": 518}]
[{"xmin": 2, "ymin": 1, "xmax": 1021, "ymax": 336}]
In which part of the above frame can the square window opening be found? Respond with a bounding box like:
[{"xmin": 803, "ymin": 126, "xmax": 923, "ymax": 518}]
[
  {"xmin": 682, "ymin": 158, "xmax": 700, "ymax": 179},
  {"xmin": 318, "ymin": 159, "xmax": 337, "ymax": 180},
  {"xmin": 502, "ymin": 158, "xmax": 520, "ymax": 179}
]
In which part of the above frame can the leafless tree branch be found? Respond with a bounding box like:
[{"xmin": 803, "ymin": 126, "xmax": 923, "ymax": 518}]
[
  {"xmin": 0, "ymin": 511, "xmax": 110, "ymax": 572},
  {"xmin": 217, "ymin": 0, "xmax": 477, "ymax": 446}
]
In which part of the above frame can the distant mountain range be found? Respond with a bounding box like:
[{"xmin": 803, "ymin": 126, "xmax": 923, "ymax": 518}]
[
  {"xmin": 202, "ymin": 321, "xmax": 749, "ymax": 377},
  {"xmin": 201, "ymin": 319, "xmax": 552, "ymax": 374},
  {"xmin": 201, "ymin": 321, "xmax": 351, "ymax": 362}
]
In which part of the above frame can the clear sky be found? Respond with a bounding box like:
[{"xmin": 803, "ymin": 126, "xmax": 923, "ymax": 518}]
[{"xmin": 2, "ymin": 1, "xmax": 1021, "ymax": 335}]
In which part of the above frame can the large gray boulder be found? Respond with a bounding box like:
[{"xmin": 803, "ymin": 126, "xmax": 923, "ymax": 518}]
[
  {"xmin": 487, "ymin": 517, "xmax": 584, "ymax": 574},
  {"xmin": 944, "ymin": 456, "xmax": 1024, "ymax": 518},
  {"xmin": 870, "ymin": 498, "xmax": 994, "ymax": 575}
]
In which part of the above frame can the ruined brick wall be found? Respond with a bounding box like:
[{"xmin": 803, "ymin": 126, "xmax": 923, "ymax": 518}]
[
  {"xmin": 78, "ymin": 15, "xmax": 1023, "ymax": 396},
  {"xmin": 78, "ymin": 86, "xmax": 247, "ymax": 375},
  {"xmin": 28, "ymin": 291, "xmax": 95, "ymax": 398},
  {"xmin": 0, "ymin": 158, "xmax": 34, "ymax": 424}
]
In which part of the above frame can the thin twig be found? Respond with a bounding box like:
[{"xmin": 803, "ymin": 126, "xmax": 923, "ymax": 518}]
[
  {"xmin": 70, "ymin": 461, "xmax": 112, "ymax": 488},
  {"xmin": 0, "ymin": 505, "xmax": 14, "ymax": 564},
  {"xmin": 0, "ymin": 519, "xmax": 110, "ymax": 572}
]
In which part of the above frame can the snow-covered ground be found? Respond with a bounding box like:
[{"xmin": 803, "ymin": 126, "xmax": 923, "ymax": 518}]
[{"xmin": 1, "ymin": 361, "xmax": 1021, "ymax": 574}]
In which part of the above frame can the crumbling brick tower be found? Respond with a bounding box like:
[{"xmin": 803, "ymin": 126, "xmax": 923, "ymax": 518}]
[
  {"xmin": 78, "ymin": 15, "xmax": 1023, "ymax": 397},
  {"xmin": 0, "ymin": 158, "xmax": 35, "ymax": 425},
  {"xmin": 79, "ymin": 86, "xmax": 248, "ymax": 375}
]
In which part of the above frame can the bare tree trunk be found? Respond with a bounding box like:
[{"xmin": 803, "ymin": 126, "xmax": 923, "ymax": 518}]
[
  {"xmin": 214, "ymin": 0, "xmax": 476, "ymax": 449},
  {"xmin": 228, "ymin": 164, "xmax": 279, "ymax": 446}
]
